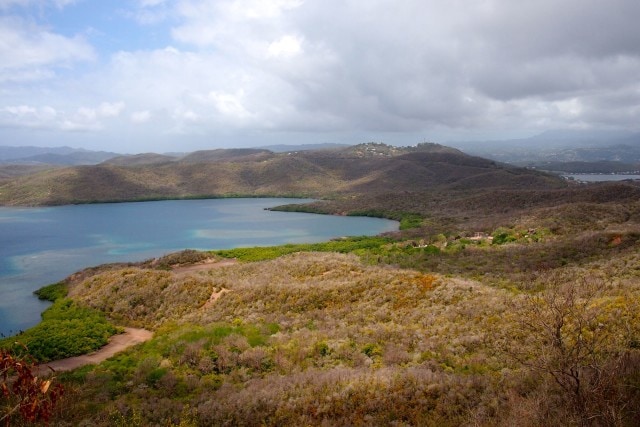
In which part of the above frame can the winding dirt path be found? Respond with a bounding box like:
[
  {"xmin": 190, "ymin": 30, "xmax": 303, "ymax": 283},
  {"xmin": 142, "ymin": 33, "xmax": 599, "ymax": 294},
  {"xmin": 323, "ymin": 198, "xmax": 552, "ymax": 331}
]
[
  {"xmin": 36, "ymin": 327, "xmax": 153, "ymax": 375},
  {"xmin": 35, "ymin": 260, "xmax": 237, "ymax": 376}
]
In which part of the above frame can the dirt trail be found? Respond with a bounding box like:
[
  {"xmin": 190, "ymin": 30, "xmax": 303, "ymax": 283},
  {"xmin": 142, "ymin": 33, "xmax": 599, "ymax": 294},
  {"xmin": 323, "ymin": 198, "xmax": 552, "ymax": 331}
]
[
  {"xmin": 36, "ymin": 327, "xmax": 153, "ymax": 375},
  {"xmin": 34, "ymin": 260, "xmax": 236, "ymax": 376}
]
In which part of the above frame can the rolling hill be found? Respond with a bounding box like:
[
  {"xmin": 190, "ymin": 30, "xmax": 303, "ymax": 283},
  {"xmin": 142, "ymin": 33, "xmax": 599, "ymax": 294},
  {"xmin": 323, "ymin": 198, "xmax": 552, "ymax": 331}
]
[
  {"xmin": 3, "ymin": 142, "xmax": 640, "ymax": 426},
  {"xmin": 0, "ymin": 145, "xmax": 120, "ymax": 165},
  {"xmin": 0, "ymin": 143, "xmax": 564, "ymax": 206}
]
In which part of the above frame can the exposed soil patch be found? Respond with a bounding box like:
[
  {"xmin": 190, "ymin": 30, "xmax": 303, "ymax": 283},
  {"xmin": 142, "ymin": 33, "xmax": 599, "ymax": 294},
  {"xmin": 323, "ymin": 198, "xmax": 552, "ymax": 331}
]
[
  {"xmin": 203, "ymin": 288, "xmax": 230, "ymax": 309},
  {"xmin": 36, "ymin": 327, "xmax": 152, "ymax": 375}
]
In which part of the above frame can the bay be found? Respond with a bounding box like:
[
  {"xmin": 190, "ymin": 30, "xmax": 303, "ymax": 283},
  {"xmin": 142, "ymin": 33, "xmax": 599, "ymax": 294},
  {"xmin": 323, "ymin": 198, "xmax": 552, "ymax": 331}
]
[
  {"xmin": 0, "ymin": 198, "xmax": 398, "ymax": 337},
  {"xmin": 563, "ymin": 174, "xmax": 640, "ymax": 182}
]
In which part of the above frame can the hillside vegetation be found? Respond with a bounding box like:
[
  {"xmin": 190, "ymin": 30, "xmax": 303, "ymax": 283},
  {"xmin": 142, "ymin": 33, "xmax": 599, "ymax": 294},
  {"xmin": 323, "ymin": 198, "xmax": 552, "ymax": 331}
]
[
  {"xmin": 0, "ymin": 143, "xmax": 563, "ymax": 206},
  {"xmin": 14, "ymin": 186, "xmax": 640, "ymax": 426},
  {"xmin": 3, "ymin": 143, "xmax": 640, "ymax": 426},
  {"xmin": 35, "ymin": 228, "xmax": 640, "ymax": 426}
]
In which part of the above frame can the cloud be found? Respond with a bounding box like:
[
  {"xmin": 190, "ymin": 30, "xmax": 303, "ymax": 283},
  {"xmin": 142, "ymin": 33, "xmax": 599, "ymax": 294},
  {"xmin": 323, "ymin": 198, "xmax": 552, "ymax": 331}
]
[
  {"xmin": 106, "ymin": 0, "xmax": 640, "ymax": 139},
  {"xmin": 0, "ymin": 105, "xmax": 58, "ymax": 128},
  {"xmin": 1, "ymin": 102, "xmax": 124, "ymax": 131},
  {"xmin": 131, "ymin": 0, "xmax": 173, "ymax": 25},
  {"xmin": 97, "ymin": 102, "xmax": 125, "ymax": 118},
  {"xmin": 205, "ymin": 90, "xmax": 252, "ymax": 120},
  {"xmin": 267, "ymin": 35, "xmax": 302, "ymax": 59},
  {"xmin": 61, "ymin": 102, "xmax": 125, "ymax": 131},
  {"xmin": 3, "ymin": 0, "xmax": 640, "ymax": 152},
  {"xmin": 131, "ymin": 110, "xmax": 152, "ymax": 123},
  {"xmin": 0, "ymin": 16, "xmax": 94, "ymax": 82}
]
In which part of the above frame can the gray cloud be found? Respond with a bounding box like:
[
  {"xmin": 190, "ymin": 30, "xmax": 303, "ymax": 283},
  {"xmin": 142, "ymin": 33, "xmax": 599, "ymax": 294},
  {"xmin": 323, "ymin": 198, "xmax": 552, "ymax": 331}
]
[{"xmin": 1, "ymin": 0, "xmax": 640, "ymax": 151}]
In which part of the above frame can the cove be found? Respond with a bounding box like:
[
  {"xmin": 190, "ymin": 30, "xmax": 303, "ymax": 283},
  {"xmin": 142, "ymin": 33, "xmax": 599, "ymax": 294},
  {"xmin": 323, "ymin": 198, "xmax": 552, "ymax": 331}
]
[{"xmin": 0, "ymin": 198, "xmax": 398, "ymax": 337}]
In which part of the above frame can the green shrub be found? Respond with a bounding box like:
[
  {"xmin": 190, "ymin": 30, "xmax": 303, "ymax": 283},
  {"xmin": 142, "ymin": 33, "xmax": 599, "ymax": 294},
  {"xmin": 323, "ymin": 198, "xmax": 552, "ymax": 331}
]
[
  {"xmin": 34, "ymin": 282, "xmax": 68, "ymax": 301},
  {"xmin": 362, "ymin": 343, "xmax": 382, "ymax": 357},
  {"xmin": 492, "ymin": 229, "xmax": 517, "ymax": 245},
  {"xmin": 423, "ymin": 245, "xmax": 440, "ymax": 254},
  {"xmin": 1, "ymin": 299, "xmax": 119, "ymax": 362},
  {"xmin": 214, "ymin": 236, "xmax": 393, "ymax": 262},
  {"xmin": 314, "ymin": 341, "xmax": 331, "ymax": 357},
  {"xmin": 399, "ymin": 213, "xmax": 423, "ymax": 230},
  {"xmin": 146, "ymin": 367, "xmax": 168, "ymax": 387}
]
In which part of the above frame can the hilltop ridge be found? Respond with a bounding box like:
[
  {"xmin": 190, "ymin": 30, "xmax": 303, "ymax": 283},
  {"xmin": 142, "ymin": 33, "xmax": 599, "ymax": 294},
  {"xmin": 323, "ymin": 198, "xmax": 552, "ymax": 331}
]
[{"xmin": 0, "ymin": 143, "xmax": 563, "ymax": 207}]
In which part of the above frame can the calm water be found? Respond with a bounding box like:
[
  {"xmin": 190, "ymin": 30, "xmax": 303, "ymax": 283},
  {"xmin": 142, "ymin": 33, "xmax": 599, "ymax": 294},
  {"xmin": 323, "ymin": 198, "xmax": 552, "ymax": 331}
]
[
  {"xmin": 0, "ymin": 198, "xmax": 398, "ymax": 336},
  {"xmin": 564, "ymin": 174, "xmax": 640, "ymax": 182}
]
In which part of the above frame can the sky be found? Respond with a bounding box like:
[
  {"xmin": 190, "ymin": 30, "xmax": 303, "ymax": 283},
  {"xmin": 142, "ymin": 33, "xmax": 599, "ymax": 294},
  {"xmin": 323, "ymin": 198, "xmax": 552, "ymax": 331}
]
[{"xmin": 1, "ymin": 0, "xmax": 640, "ymax": 153}]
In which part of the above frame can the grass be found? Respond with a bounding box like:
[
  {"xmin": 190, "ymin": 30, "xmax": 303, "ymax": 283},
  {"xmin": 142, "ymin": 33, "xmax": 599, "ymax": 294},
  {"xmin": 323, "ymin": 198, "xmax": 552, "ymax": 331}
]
[{"xmin": 213, "ymin": 235, "xmax": 394, "ymax": 262}]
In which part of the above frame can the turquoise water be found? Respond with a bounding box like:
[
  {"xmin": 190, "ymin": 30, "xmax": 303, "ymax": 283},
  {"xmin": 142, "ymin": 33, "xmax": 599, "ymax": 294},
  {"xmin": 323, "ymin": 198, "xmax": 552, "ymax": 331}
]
[{"xmin": 0, "ymin": 198, "xmax": 398, "ymax": 336}]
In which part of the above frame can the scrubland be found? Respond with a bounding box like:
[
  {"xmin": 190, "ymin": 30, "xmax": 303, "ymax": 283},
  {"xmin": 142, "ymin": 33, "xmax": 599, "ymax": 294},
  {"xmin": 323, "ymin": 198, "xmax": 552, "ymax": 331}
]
[
  {"xmin": 2, "ymin": 151, "xmax": 640, "ymax": 425},
  {"xmin": 18, "ymin": 217, "xmax": 638, "ymax": 426}
]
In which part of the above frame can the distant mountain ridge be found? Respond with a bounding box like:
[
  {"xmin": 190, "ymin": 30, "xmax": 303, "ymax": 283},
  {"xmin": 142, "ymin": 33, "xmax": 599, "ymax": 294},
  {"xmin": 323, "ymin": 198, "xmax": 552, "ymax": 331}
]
[
  {"xmin": 0, "ymin": 145, "xmax": 79, "ymax": 160},
  {"xmin": 451, "ymin": 130, "xmax": 640, "ymax": 163},
  {"xmin": 254, "ymin": 143, "xmax": 350, "ymax": 153},
  {"xmin": 0, "ymin": 142, "xmax": 564, "ymax": 206},
  {"xmin": 0, "ymin": 145, "xmax": 120, "ymax": 165},
  {"xmin": 0, "ymin": 143, "xmax": 350, "ymax": 166}
]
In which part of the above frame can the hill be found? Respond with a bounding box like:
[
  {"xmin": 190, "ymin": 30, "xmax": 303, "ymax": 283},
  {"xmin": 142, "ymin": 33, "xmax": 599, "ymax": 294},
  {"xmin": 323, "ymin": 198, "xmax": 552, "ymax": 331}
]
[
  {"xmin": 0, "ymin": 143, "xmax": 564, "ymax": 206},
  {"xmin": 0, "ymin": 164, "xmax": 59, "ymax": 179},
  {"xmin": 0, "ymin": 145, "xmax": 79, "ymax": 161},
  {"xmin": 255, "ymin": 142, "xmax": 350, "ymax": 152},
  {"xmin": 2, "ymin": 141, "xmax": 640, "ymax": 425},
  {"xmin": 0, "ymin": 145, "xmax": 121, "ymax": 165},
  {"xmin": 17, "ymin": 205, "xmax": 640, "ymax": 425},
  {"xmin": 102, "ymin": 153, "xmax": 179, "ymax": 166},
  {"xmin": 453, "ymin": 130, "xmax": 640, "ymax": 164},
  {"xmin": 179, "ymin": 148, "xmax": 274, "ymax": 163}
]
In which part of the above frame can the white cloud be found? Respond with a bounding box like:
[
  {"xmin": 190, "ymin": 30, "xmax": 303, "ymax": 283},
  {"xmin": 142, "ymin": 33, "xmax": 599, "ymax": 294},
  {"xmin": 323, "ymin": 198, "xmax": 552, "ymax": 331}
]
[
  {"xmin": 100, "ymin": 0, "xmax": 640, "ymax": 139},
  {"xmin": 3, "ymin": 0, "xmax": 640, "ymax": 151},
  {"xmin": 131, "ymin": 110, "xmax": 152, "ymax": 123},
  {"xmin": 61, "ymin": 102, "xmax": 125, "ymax": 130},
  {"xmin": 1, "ymin": 105, "xmax": 58, "ymax": 128},
  {"xmin": 206, "ymin": 90, "xmax": 251, "ymax": 120},
  {"xmin": 0, "ymin": 102, "xmax": 124, "ymax": 132},
  {"xmin": 172, "ymin": 0, "xmax": 303, "ymax": 52},
  {"xmin": 131, "ymin": 0, "xmax": 172, "ymax": 25},
  {"xmin": 97, "ymin": 102, "xmax": 125, "ymax": 118},
  {"xmin": 0, "ymin": 16, "xmax": 94, "ymax": 81},
  {"xmin": 267, "ymin": 35, "xmax": 302, "ymax": 59},
  {"xmin": 226, "ymin": 0, "xmax": 303, "ymax": 20}
]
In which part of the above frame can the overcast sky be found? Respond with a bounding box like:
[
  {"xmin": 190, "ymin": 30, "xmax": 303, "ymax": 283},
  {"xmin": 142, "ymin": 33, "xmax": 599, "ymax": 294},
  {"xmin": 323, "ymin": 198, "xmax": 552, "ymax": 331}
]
[{"xmin": 1, "ymin": 0, "xmax": 639, "ymax": 153}]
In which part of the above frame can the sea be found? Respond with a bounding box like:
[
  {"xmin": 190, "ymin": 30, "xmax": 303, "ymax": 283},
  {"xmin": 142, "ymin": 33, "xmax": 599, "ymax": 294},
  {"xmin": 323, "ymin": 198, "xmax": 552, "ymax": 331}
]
[
  {"xmin": 563, "ymin": 174, "xmax": 640, "ymax": 182},
  {"xmin": 0, "ymin": 198, "xmax": 398, "ymax": 336}
]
